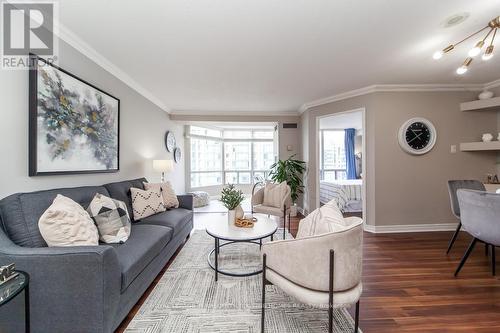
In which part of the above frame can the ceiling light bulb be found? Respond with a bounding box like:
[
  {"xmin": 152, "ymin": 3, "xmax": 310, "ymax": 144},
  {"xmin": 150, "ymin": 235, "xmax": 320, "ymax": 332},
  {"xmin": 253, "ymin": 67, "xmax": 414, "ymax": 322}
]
[
  {"xmin": 433, "ymin": 51, "xmax": 443, "ymax": 60},
  {"xmin": 456, "ymin": 57, "xmax": 473, "ymax": 75},
  {"xmin": 482, "ymin": 45, "xmax": 494, "ymax": 61},
  {"xmin": 468, "ymin": 41, "xmax": 485, "ymax": 57}
]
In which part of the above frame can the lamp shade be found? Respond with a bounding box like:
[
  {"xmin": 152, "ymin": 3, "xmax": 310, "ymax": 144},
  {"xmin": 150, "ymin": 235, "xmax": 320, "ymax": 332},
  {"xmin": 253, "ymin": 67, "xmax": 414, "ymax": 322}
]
[{"xmin": 153, "ymin": 159, "xmax": 174, "ymax": 173}]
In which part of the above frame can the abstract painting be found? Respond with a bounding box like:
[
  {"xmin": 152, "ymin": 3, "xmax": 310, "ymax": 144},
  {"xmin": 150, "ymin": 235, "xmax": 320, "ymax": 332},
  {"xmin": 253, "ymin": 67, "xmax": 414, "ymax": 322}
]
[{"xmin": 29, "ymin": 54, "xmax": 119, "ymax": 175}]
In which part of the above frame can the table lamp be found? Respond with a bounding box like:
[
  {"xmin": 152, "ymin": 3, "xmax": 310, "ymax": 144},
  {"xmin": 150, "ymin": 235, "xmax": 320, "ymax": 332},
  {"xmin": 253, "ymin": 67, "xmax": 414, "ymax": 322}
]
[{"xmin": 153, "ymin": 159, "xmax": 174, "ymax": 182}]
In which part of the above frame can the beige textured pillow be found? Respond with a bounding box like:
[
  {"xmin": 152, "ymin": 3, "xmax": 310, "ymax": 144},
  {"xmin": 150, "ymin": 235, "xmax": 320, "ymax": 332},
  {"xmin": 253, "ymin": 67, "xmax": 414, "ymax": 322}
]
[
  {"xmin": 296, "ymin": 200, "xmax": 348, "ymax": 238},
  {"xmin": 143, "ymin": 182, "xmax": 179, "ymax": 209},
  {"xmin": 263, "ymin": 181, "xmax": 288, "ymax": 208},
  {"xmin": 130, "ymin": 187, "xmax": 166, "ymax": 220},
  {"xmin": 38, "ymin": 194, "xmax": 99, "ymax": 247}
]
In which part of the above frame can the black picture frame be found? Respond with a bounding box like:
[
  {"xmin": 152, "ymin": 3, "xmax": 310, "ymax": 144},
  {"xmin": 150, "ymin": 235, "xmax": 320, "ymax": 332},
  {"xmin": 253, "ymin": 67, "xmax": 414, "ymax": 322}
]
[{"xmin": 29, "ymin": 54, "xmax": 120, "ymax": 176}]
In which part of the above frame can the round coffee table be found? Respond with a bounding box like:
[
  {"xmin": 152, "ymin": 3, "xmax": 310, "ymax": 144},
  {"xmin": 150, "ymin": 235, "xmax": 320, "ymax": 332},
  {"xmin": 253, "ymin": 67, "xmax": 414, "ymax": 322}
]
[{"xmin": 206, "ymin": 214, "xmax": 277, "ymax": 281}]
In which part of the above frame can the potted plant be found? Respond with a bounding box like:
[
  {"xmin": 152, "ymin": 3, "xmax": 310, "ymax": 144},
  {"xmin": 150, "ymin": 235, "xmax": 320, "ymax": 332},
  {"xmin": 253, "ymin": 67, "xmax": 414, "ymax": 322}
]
[
  {"xmin": 269, "ymin": 154, "xmax": 306, "ymax": 217},
  {"xmin": 220, "ymin": 184, "xmax": 245, "ymax": 224}
]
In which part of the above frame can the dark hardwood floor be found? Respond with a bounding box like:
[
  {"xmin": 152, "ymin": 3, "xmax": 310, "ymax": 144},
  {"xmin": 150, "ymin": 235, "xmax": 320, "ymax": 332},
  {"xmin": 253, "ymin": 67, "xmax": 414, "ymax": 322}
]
[{"xmin": 116, "ymin": 215, "xmax": 500, "ymax": 333}]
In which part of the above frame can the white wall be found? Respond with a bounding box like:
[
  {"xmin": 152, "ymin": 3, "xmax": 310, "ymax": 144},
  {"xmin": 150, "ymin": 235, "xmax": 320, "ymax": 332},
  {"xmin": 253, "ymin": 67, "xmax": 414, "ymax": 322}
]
[{"xmin": 0, "ymin": 40, "xmax": 185, "ymax": 198}]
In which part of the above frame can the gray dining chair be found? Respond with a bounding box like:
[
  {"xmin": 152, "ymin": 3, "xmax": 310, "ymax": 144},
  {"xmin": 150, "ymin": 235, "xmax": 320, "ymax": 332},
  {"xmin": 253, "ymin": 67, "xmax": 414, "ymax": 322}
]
[
  {"xmin": 446, "ymin": 180, "xmax": 486, "ymax": 254},
  {"xmin": 454, "ymin": 189, "xmax": 500, "ymax": 276}
]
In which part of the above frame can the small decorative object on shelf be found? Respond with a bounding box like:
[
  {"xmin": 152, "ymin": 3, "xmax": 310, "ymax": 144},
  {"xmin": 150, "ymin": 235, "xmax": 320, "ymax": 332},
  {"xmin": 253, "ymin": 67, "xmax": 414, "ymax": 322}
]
[
  {"xmin": 487, "ymin": 174, "xmax": 499, "ymax": 184},
  {"xmin": 220, "ymin": 184, "xmax": 244, "ymax": 225},
  {"xmin": 497, "ymin": 132, "xmax": 500, "ymax": 141},
  {"xmin": 482, "ymin": 133, "xmax": 494, "ymax": 142},
  {"xmin": 479, "ymin": 90, "xmax": 494, "ymax": 100},
  {"xmin": 0, "ymin": 263, "xmax": 18, "ymax": 285}
]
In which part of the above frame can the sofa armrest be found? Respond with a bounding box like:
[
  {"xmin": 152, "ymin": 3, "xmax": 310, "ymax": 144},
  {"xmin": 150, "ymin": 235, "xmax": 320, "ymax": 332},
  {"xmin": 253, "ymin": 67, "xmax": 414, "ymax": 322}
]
[
  {"xmin": 0, "ymin": 231, "xmax": 121, "ymax": 333},
  {"xmin": 177, "ymin": 194, "xmax": 193, "ymax": 210}
]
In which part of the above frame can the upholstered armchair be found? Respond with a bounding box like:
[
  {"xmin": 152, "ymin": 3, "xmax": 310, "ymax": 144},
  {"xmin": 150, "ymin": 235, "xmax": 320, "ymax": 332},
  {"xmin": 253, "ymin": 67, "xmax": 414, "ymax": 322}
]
[
  {"xmin": 455, "ymin": 189, "xmax": 500, "ymax": 276},
  {"xmin": 260, "ymin": 217, "xmax": 363, "ymax": 333},
  {"xmin": 251, "ymin": 182, "xmax": 292, "ymax": 239},
  {"xmin": 446, "ymin": 180, "xmax": 486, "ymax": 254}
]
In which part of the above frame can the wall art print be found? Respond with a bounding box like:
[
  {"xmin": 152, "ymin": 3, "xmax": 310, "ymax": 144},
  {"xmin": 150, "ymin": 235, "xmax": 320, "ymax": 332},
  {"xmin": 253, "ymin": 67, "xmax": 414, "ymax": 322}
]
[{"xmin": 29, "ymin": 54, "xmax": 120, "ymax": 176}]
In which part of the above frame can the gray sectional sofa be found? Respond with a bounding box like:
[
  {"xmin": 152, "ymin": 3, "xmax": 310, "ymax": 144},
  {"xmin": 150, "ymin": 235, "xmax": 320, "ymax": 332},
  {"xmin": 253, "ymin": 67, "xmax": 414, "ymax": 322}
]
[{"xmin": 0, "ymin": 178, "xmax": 193, "ymax": 333}]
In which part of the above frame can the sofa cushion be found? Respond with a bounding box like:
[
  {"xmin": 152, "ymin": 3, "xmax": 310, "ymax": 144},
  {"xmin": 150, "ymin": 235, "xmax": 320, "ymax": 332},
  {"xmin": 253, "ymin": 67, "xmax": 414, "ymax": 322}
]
[
  {"xmin": 103, "ymin": 178, "xmax": 147, "ymax": 221},
  {"xmin": 139, "ymin": 208, "xmax": 193, "ymax": 237},
  {"xmin": 0, "ymin": 186, "xmax": 109, "ymax": 247},
  {"xmin": 39, "ymin": 194, "xmax": 99, "ymax": 247},
  {"xmin": 112, "ymin": 224, "xmax": 172, "ymax": 291},
  {"xmin": 87, "ymin": 193, "xmax": 131, "ymax": 244},
  {"xmin": 130, "ymin": 187, "xmax": 166, "ymax": 220}
]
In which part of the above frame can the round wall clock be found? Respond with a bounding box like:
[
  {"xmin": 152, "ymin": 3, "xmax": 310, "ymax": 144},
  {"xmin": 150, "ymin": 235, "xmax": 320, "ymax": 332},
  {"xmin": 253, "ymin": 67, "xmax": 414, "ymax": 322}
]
[
  {"xmin": 165, "ymin": 131, "xmax": 176, "ymax": 152},
  {"xmin": 174, "ymin": 147, "xmax": 182, "ymax": 163},
  {"xmin": 398, "ymin": 117, "xmax": 437, "ymax": 155}
]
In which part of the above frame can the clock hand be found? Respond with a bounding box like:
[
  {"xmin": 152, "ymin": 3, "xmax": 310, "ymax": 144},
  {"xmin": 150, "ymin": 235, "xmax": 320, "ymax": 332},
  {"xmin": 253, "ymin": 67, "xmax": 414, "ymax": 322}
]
[{"xmin": 407, "ymin": 132, "xmax": 423, "ymax": 144}]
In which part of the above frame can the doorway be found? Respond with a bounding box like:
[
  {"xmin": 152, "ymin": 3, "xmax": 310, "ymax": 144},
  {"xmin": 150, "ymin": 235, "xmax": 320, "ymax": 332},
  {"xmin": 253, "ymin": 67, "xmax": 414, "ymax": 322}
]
[{"xmin": 316, "ymin": 108, "xmax": 366, "ymax": 219}]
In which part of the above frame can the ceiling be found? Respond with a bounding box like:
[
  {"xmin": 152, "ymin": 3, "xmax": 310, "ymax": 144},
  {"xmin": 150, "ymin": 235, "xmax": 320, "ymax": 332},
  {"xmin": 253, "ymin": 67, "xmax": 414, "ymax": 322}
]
[
  {"xmin": 320, "ymin": 111, "xmax": 362, "ymax": 130},
  {"xmin": 57, "ymin": 0, "xmax": 500, "ymax": 114}
]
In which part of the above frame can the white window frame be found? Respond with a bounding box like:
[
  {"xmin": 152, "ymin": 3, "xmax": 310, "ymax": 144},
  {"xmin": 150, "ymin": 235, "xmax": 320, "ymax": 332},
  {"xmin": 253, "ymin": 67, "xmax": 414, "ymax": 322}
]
[
  {"xmin": 189, "ymin": 126, "xmax": 275, "ymax": 188},
  {"xmin": 319, "ymin": 129, "xmax": 347, "ymax": 181}
]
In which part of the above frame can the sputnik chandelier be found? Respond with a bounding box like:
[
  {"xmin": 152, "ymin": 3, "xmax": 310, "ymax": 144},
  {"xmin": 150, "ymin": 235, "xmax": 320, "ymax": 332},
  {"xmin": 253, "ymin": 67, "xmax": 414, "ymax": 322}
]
[{"xmin": 433, "ymin": 16, "xmax": 499, "ymax": 75}]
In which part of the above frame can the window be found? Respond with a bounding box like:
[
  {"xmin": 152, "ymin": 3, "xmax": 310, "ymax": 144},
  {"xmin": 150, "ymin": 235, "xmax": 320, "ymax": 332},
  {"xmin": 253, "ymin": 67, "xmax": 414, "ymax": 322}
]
[
  {"xmin": 189, "ymin": 126, "xmax": 276, "ymax": 188},
  {"xmin": 320, "ymin": 130, "xmax": 347, "ymax": 181}
]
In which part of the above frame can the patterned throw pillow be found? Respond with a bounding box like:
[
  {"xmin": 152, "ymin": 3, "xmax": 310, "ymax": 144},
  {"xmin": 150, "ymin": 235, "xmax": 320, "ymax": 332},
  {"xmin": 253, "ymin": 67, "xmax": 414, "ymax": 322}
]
[
  {"xmin": 130, "ymin": 187, "xmax": 166, "ymax": 220},
  {"xmin": 296, "ymin": 200, "xmax": 348, "ymax": 238},
  {"xmin": 38, "ymin": 194, "xmax": 99, "ymax": 247},
  {"xmin": 143, "ymin": 182, "xmax": 179, "ymax": 209},
  {"xmin": 263, "ymin": 181, "xmax": 288, "ymax": 208},
  {"xmin": 87, "ymin": 193, "xmax": 131, "ymax": 244}
]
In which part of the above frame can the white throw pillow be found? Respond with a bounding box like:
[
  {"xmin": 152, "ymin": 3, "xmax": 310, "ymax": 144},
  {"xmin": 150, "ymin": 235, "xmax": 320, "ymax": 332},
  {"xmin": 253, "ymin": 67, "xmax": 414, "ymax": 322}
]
[
  {"xmin": 143, "ymin": 182, "xmax": 179, "ymax": 209},
  {"xmin": 130, "ymin": 187, "xmax": 166, "ymax": 220},
  {"xmin": 296, "ymin": 199, "xmax": 349, "ymax": 238},
  {"xmin": 38, "ymin": 194, "xmax": 99, "ymax": 247},
  {"xmin": 87, "ymin": 193, "xmax": 131, "ymax": 244},
  {"xmin": 263, "ymin": 181, "xmax": 288, "ymax": 208}
]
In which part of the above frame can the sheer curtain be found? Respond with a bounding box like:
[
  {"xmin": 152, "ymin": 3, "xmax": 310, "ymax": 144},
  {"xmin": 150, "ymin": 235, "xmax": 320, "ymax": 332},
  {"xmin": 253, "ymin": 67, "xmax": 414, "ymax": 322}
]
[{"xmin": 344, "ymin": 128, "xmax": 357, "ymax": 180}]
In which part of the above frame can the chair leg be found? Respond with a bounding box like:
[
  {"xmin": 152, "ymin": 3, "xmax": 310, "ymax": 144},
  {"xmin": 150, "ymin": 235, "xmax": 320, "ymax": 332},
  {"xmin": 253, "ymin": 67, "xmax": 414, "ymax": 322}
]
[
  {"xmin": 261, "ymin": 254, "xmax": 266, "ymax": 333},
  {"xmin": 454, "ymin": 238, "xmax": 477, "ymax": 276},
  {"xmin": 329, "ymin": 250, "xmax": 334, "ymax": 333},
  {"xmin": 492, "ymin": 246, "xmax": 496, "ymax": 276},
  {"xmin": 354, "ymin": 300, "xmax": 360, "ymax": 333},
  {"xmin": 446, "ymin": 222, "xmax": 461, "ymax": 254}
]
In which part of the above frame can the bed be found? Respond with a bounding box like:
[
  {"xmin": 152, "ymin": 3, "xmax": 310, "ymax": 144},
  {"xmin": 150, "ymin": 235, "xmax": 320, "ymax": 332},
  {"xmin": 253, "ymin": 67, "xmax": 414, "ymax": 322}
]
[{"xmin": 319, "ymin": 179, "xmax": 363, "ymax": 212}]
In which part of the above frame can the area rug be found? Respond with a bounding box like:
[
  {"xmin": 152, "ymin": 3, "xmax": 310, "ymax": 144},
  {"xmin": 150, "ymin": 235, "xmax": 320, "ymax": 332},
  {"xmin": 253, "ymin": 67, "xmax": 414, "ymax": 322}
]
[{"xmin": 125, "ymin": 230, "xmax": 360, "ymax": 333}]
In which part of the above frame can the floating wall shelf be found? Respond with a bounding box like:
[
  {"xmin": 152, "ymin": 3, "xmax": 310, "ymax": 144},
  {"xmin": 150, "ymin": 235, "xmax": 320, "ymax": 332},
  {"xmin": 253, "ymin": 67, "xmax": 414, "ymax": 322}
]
[
  {"xmin": 460, "ymin": 97, "xmax": 500, "ymax": 112},
  {"xmin": 460, "ymin": 141, "xmax": 500, "ymax": 151}
]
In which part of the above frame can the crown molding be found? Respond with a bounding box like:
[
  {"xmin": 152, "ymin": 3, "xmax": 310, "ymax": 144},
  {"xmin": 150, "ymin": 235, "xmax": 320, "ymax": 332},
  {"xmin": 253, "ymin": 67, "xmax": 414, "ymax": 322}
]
[
  {"xmin": 298, "ymin": 83, "xmax": 490, "ymax": 114},
  {"xmin": 170, "ymin": 109, "xmax": 299, "ymax": 117},
  {"xmin": 484, "ymin": 78, "xmax": 500, "ymax": 90},
  {"xmin": 53, "ymin": 22, "xmax": 171, "ymax": 113}
]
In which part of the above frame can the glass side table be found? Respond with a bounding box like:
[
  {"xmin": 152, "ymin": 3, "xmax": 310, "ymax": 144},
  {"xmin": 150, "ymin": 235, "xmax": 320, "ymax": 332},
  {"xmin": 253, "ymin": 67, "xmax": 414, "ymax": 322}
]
[{"xmin": 0, "ymin": 271, "xmax": 30, "ymax": 333}]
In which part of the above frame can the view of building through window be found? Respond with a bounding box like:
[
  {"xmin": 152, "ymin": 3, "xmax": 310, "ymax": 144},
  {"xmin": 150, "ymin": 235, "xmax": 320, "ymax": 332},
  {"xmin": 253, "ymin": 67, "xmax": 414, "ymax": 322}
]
[
  {"xmin": 320, "ymin": 130, "xmax": 347, "ymax": 181},
  {"xmin": 189, "ymin": 126, "xmax": 275, "ymax": 188}
]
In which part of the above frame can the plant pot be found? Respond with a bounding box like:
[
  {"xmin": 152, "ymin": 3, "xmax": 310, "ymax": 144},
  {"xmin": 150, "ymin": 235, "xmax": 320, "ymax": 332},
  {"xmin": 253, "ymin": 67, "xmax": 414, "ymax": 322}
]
[
  {"xmin": 235, "ymin": 205, "xmax": 244, "ymax": 219},
  {"xmin": 228, "ymin": 210, "xmax": 236, "ymax": 226},
  {"xmin": 290, "ymin": 204, "xmax": 298, "ymax": 217}
]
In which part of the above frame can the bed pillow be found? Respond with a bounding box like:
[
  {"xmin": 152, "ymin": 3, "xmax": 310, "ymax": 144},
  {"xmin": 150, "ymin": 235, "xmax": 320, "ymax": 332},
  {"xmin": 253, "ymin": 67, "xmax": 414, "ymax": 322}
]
[
  {"xmin": 296, "ymin": 200, "xmax": 348, "ymax": 238},
  {"xmin": 130, "ymin": 187, "xmax": 166, "ymax": 220},
  {"xmin": 143, "ymin": 182, "xmax": 179, "ymax": 209},
  {"xmin": 38, "ymin": 194, "xmax": 99, "ymax": 247},
  {"xmin": 263, "ymin": 181, "xmax": 288, "ymax": 208},
  {"xmin": 87, "ymin": 193, "xmax": 131, "ymax": 243}
]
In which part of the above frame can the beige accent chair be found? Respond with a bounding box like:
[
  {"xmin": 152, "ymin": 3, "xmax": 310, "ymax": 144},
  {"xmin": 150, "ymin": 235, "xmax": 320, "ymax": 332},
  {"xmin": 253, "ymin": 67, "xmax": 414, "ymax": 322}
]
[
  {"xmin": 251, "ymin": 182, "xmax": 292, "ymax": 239},
  {"xmin": 260, "ymin": 216, "xmax": 363, "ymax": 333}
]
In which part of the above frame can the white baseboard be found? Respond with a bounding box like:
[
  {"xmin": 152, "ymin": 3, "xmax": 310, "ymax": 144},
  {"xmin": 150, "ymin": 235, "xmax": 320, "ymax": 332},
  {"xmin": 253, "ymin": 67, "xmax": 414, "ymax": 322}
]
[{"xmin": 363, "ymin": 223, "xmax": 457, "ymax": 234}]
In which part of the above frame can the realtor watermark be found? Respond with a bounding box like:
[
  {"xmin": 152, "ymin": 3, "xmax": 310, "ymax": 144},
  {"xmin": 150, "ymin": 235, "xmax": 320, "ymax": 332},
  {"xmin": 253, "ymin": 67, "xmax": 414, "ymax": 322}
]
[{"xmin": 1, "ymin": 0, "xmax": 58, "ymax": 69}]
